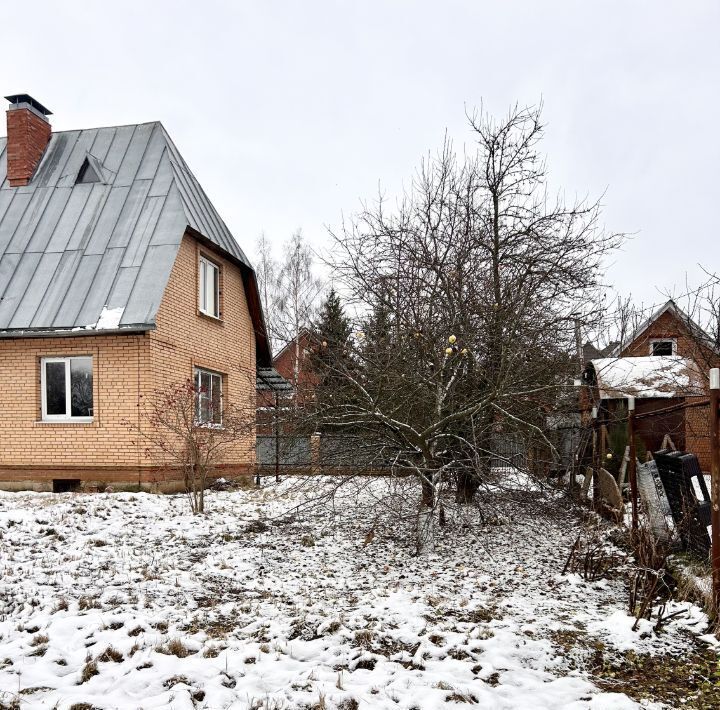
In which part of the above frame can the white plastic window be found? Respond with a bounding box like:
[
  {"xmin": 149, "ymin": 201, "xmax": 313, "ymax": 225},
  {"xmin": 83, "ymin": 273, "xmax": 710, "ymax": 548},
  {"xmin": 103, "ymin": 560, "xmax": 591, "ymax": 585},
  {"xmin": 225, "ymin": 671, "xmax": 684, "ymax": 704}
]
[
  {"xmin": 41, "ymin": 357, "xmax": 93, "ymax": 421},
  {"xmin": 199, "ymin": 256, "xmax": 220, "ymax": 318},
  {"xmin": 195, "ymin": 367, "xmax": 223, "ymax": 426}
]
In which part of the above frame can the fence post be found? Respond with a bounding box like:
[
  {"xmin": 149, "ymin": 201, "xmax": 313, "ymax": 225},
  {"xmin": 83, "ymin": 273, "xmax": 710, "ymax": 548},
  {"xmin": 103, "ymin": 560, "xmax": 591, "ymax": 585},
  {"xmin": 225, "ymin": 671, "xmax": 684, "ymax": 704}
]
[
  {"xmin": 274, "ymin": 391, "xmax": 281, "ymax": 484},
  {"xmin": 592, "ymin": 406, "xmax": 599, "ymax": 510},
  {"xmin": 627, "ymin": 396, "xmax": 638, "ymax": 534},
  {"xmin": 310, "ymin": 433, "xmax": 321, "ymax": 474},
  {"xmin": 710, "ymin": 368, "xmax": 720, "ymax": 612}
]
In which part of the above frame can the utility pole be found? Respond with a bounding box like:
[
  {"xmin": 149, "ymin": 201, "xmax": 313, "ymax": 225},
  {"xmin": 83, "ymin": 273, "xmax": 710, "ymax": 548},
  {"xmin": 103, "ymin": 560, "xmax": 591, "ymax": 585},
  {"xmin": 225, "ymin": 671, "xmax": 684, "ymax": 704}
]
[
  {"xmin": 710, "ymin": 368, "xmax": 720, "ymax": 612},
  {"xmin": 574, "ymin": 317, "xmax": 583, "ymax": 375},
  {"xmin": 627, "ymin": 396, "xmax": 638, "ymax": 535}
]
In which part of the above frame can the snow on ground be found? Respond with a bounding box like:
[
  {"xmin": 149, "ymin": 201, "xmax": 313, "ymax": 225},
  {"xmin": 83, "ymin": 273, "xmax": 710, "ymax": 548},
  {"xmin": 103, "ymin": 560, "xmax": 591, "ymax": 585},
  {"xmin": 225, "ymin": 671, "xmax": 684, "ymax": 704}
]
[{"xmin": 0, "ymin": 477, "xmax": 714, "ymax": 709}]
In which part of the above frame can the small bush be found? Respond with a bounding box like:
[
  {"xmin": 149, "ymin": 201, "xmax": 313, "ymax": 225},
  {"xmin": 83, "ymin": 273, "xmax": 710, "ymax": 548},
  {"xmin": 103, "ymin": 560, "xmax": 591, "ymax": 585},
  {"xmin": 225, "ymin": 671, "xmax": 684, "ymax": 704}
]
[
  {"xmin": 78, "ymin": 596, "xmax": 101, "ymax": 611},
  {"xmin": 79, "ymin": 659, "xmax": 99, "ymax": 684},
  {"xmin": 156, "ymin": 638, "xmax": 194, "ymax": 658},
  {"xmin": 97, "ymin": 646, "xmax": 123, "ymax": 663}
]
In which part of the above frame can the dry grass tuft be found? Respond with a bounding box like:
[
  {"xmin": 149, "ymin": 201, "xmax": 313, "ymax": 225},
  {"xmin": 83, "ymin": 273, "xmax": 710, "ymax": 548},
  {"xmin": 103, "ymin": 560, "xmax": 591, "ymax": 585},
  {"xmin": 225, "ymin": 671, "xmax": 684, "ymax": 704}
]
[
  {"xmin": 156, "ymin": 638, "xmax": 194, "ymax": 658},
  {"xmin": 97, "ymin": 646, "xmax": 123, "ymax": 663},
  {"xmin": 79, "ymin": 659, "xmax": 99, "ymax": 684}
]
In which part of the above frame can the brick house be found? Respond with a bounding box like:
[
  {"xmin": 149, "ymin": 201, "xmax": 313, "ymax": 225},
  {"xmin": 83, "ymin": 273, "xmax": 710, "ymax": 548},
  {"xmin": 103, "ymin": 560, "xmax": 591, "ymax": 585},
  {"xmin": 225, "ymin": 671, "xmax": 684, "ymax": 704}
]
[
  {"xmin": 582, "ymin": 300, "xmax": 720, "ymax": 469},
  {"xmin": 0, "ymin": 94, "xmax": 273, "ymax": 492}
]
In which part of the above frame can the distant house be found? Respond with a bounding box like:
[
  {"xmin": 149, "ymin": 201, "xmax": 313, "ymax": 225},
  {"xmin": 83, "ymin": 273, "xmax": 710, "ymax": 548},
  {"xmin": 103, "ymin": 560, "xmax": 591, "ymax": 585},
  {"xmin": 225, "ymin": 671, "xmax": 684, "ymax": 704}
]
[
  {"xmin": 0, "ymin": 94, "xmax": 274, "ymax": 492},
  {"xmin": 256, "ymin": 329, "xmax": 317, "ymax": 432},
  {"xmin": 582, "ymin": 300, "xmax": 720, "ymax": 469}
]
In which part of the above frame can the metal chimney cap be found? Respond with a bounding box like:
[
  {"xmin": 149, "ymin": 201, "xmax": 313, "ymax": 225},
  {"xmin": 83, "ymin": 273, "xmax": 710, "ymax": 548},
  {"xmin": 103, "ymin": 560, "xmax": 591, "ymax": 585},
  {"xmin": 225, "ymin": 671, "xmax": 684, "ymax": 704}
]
[{"xmin": 4, "ymin": 94, "xmax": 53, "ymax": 116}]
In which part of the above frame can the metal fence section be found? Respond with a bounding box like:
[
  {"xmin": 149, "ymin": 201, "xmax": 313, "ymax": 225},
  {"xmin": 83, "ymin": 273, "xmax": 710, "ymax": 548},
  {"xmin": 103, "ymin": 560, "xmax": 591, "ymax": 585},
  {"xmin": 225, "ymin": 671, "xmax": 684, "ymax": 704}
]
[
  {"xmin": 256, "ymin": 436, "xmax": 311, "ymax": 468},
  {"xmin": 489, "ymin": 433, "xmax": 528, "ymax": 471}
]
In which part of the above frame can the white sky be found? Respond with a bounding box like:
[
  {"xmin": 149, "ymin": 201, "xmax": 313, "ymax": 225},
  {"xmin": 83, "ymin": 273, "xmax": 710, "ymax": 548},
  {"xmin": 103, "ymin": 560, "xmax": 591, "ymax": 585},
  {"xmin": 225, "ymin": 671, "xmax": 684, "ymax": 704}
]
[{"xmin": 5, "ymin": 0, "xmax": 719, "ymax": 309}]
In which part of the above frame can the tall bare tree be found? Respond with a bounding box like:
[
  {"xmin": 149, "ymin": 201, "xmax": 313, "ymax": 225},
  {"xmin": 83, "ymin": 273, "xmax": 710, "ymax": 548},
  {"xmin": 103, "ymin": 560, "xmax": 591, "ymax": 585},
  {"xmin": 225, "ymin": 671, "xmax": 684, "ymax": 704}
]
[
  {"xmin": 312, "ymin": 104, "xmax": 622, "ymax": 551},
  {"xmin": 274, "ymin": 230, "xmax": 323, "ymax": 392},
  {"xmin": 254, "ymin": 232, "xmax": 280, "ymax": 351}
]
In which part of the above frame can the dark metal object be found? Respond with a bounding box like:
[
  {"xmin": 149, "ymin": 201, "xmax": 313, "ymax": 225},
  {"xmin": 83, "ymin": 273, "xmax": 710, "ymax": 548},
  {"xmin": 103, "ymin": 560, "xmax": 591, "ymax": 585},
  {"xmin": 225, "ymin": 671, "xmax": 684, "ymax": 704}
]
[
  {"xmin": 653, "ymin": 449, "xmax": 711, "ymax": 555},
  {"xmin": 628, "ymin": 399, "xmax": 638, "ymax": 533},
  {"xmin": 256, "ymin": 367, "xmax": 292, "ymax": 391},
  {"xmin": 5, "ymin": 94, "xmax": 53, "ymax": 115},
  {"xmin": 710, "ymin": 380, "xmax": 720, "ymax": 610}
]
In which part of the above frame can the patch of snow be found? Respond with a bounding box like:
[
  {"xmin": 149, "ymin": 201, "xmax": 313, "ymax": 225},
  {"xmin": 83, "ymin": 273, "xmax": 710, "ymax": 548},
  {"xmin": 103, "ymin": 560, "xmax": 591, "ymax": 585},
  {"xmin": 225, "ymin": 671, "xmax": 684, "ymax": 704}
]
[
  {"xmin": 0, "ymin": 479, "xmax": 713, "ymax": 709},
  {"xmin": 93, "ymin": 306, "xmax": 125, "ymax": 330},
  {"xmin": 590, "ymin": 356, "xmax": 703, "ymax": 399}
]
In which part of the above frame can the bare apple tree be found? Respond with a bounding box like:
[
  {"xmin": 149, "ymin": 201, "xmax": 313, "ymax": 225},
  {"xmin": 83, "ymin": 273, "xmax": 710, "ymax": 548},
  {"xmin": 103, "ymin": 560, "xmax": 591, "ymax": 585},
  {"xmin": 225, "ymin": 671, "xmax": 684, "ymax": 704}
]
[{"xmin": 310, "ymin": 103, "xmax": 622, "ymax": 551}]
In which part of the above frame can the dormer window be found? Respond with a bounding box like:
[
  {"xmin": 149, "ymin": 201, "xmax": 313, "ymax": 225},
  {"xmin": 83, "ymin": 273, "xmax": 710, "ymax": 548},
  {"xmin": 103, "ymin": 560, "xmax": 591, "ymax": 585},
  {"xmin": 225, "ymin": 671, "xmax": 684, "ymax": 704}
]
[
  {"xmin": 198, "ymin": 255, "xmax": 220, "ymax": 318},
  {"xmin": 76, "ymin": 157, "xmax": 101, "ymax": 184},
  {"xmin": 650, "ymin": 339, "xmax": 676, "ymax": 356}
]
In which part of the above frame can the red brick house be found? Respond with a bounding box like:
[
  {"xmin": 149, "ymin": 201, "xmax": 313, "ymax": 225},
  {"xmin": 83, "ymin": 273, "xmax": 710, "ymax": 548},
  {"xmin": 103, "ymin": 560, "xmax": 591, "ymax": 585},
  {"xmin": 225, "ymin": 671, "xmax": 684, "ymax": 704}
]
[
  {"xmin": 0, "ymin": 94, "xmax": 273, "ymax": 491},
  {"xmin": 582, "ymin": 300, "xmax": 720, "ymax": 469}
]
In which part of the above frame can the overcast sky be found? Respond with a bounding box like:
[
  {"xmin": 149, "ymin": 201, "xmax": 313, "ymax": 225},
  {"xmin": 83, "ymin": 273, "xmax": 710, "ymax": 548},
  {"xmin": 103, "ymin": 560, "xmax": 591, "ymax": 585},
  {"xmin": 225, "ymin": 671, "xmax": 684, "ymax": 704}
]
[{"xmin": 6, "ymin": 0, "xmax": 719, "ymax": 309}]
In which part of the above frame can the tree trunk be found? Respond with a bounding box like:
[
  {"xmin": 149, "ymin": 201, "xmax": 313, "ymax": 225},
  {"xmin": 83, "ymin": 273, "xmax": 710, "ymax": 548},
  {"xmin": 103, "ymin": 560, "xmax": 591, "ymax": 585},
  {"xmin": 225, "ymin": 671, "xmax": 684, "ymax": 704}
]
[
  {"xmin": 456, "ymin": 469, "xmax": 479, "ymax": 504},
  {"xmin": 416, "ymin": 477, "xmax": 436, "ymax": 555}
]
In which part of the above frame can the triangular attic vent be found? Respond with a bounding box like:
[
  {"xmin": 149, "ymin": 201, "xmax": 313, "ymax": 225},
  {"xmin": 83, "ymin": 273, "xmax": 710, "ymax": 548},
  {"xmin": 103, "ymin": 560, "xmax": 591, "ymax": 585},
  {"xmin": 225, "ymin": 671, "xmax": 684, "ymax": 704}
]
[{"xmin": 76, "ymin": 157, "xmax": 102, "ymax": 184}]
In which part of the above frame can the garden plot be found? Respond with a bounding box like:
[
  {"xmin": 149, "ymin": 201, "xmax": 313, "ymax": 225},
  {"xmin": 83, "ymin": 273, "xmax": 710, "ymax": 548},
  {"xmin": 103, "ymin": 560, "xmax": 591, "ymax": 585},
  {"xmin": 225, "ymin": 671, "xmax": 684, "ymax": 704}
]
[{"xmin": 0, "ymin": 477, "xmax": 717, "ymax": 710}]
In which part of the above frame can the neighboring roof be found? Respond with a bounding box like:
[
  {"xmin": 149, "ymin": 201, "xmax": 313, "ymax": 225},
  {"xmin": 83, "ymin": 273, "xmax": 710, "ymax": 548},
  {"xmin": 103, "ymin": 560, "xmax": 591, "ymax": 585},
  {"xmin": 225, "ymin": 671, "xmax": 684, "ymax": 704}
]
[
  {"xmin": 0, "ymin": 122, "xmax": 270, "ymax": 364},
  {"xmin": 589, "ymin": 356, "xmax": 704, "ymax": 399},
  {"xmin": 610, "ymin": 300, "xmax": 718, "ymax": 357},
  {"xmin": 582, "ymin": 340, "xmax": 618, "ymax": 361},
  {"xmin": 256, "ymin": 367, "xmax": 293, "ymax": 392},
  {"xmin": 272, "ymin": 328, "xmax": 315, "ymax": 364}
]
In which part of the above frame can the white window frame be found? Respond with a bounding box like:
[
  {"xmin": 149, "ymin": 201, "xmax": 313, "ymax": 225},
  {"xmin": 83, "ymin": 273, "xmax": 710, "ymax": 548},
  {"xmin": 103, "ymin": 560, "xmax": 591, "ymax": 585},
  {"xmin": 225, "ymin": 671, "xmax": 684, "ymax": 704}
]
[
  {"xmin": 40, "ymin": 356, "xmax": 94, "ymax": 422},
  {"xmin": 198, "ymin": 255, "xmax": 220, "ymax": 319},
  {"xmin": 194, "ymin": 367, "xmax": 223, "ymax": 427},
  {"xmin": 649, "ymin": 338, "xmax": 676, "ymax": 356}
]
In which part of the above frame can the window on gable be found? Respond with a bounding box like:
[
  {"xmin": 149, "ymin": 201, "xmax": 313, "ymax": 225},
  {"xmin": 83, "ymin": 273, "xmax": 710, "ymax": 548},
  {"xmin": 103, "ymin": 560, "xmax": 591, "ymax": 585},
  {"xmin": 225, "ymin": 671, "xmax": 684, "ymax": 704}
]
[
  {"xmin": 41, "ymin": 356, "xmax": 93, "ymax": 421},
  {"xmin": 650, "ymin": 339, "xmax": 675, "ymax": 356},
  {"xmin": 198, "ymin": 255, "xmax": 220, "ymax": 318},
  {"xmin": 76, "ymin": 158, "xmax": 101, "ymax": 184},
  {"xmin": 194, "ymin": 367, "xmax": 223, "ymax": 426}
]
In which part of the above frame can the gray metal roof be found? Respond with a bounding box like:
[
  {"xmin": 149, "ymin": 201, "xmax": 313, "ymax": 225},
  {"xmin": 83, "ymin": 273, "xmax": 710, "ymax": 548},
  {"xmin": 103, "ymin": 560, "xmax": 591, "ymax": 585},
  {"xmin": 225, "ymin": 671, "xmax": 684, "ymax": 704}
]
[{"xmin": 0, "ymin": 121, "xmax": 253, "ymax": 334}]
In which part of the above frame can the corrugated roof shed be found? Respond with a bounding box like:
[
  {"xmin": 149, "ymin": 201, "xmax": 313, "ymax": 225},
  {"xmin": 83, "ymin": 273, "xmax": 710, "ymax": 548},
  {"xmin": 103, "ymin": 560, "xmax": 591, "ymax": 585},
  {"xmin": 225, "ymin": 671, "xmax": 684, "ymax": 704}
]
[{"xmin": 0, "ymin": 122, "xmax": 258, "ymax": 338}]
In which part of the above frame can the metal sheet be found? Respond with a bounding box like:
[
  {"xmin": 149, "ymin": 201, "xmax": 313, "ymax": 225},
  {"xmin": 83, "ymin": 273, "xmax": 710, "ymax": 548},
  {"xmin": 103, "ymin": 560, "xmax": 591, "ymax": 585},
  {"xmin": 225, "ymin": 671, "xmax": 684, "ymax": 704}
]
[
  {"xmin": 121, "ymin": 195, "xmax": 165, "ymax": 267},
  {"xmin": 121, "ymin": 243, "xmax": 177, "ymax": 325},
  {"xmin": 6, "ymin": 188, "xmax": 55, "ymax": 254},
  {"xmin": 105, "ymin": 265, "xmax": 139, "ymax": 313},
  {"xmin": 71, "ymin": 249, "xmax": 121, "ymax": 326},
  {"xmin": 0, "ymin": 192, "xmax": 33, "ymax": 256},
  {"xmin": 84, "ymin": 186, "xmax": 130, "ymax": 255},
  {"xmin": 114, "ymin": 123, "xmax": 153, "ymax": 187},
  {"xmin": 44, "ymin": 186, "xmax": 92, "ymax": 253},
  {"xmin": 24, "ymin": 188, "xmax": 72, "ymax": 254},
  {"xmin": 30, "ymin": 250, "xmax": 83, "ymax": 326},
  {"xmin": 108, "ymin": 180, "xmax": 151, "ymax": 248},
  {"xmin": 66, "ymin": 184, "xmax": 109, "ymax": 251},
  {"xmin": 0, "ymin": 252, "xmax": 42, "ymax": 327}
]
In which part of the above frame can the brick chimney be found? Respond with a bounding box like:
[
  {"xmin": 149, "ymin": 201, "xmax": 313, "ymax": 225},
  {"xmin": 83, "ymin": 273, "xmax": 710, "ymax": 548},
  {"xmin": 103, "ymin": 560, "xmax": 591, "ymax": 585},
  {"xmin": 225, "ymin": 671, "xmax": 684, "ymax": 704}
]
[{"xmin": 5, "ymin": 94, "xmax": 52, "ymax": 187}]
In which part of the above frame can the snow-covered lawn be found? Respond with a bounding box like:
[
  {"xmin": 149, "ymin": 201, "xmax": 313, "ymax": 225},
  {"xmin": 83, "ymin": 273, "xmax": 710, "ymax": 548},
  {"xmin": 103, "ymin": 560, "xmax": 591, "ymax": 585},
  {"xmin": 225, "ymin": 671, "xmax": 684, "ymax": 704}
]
[{"xmin": 0, "ymin": 477, "xmax": 716, "ymax": 709}]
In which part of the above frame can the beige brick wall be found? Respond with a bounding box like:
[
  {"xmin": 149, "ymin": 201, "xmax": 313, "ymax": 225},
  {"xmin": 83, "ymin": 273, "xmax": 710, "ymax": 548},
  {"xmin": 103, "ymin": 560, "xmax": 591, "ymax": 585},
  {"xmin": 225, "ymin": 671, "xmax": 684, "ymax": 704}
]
[
  {"xmin": 148, "ymin": 234, "xmax": 257, "ymax": 472},
  {"xmin": 0, "ymin": 232, "xmax": 256, "ymax": 490}
]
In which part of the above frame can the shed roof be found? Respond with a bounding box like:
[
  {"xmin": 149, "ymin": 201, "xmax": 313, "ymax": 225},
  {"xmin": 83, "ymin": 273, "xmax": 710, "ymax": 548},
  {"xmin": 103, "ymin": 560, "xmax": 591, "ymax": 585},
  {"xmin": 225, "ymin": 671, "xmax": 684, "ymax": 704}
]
[
  {"xmin": 0, "ymin": 122, "xmax": 270, "ymax": 364},
  {"xmin": 256, "ymin": 367, "xmax": 293, "ymax": 392},
  {"xmin": 589, "ymin": 356, "xmax": 704, "ymax": 399}
]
